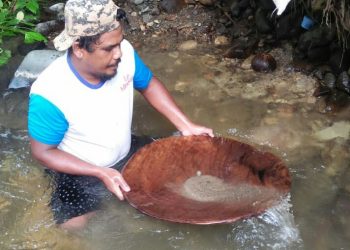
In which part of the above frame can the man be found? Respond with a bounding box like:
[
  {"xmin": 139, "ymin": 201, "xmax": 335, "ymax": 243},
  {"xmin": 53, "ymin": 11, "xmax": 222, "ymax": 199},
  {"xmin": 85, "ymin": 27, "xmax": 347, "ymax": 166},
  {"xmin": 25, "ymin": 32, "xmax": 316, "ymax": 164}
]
[{"xmin": 28, "ymin": 0, "xmax": 213, "ymax": 230}]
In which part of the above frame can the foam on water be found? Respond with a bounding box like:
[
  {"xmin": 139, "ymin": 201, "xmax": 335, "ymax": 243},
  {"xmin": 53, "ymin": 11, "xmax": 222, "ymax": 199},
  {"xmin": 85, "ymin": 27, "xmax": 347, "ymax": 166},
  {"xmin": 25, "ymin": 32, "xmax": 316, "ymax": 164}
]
[{"xmin": 230, "ymin": 194, "xmax": 303, "ymax": 249}]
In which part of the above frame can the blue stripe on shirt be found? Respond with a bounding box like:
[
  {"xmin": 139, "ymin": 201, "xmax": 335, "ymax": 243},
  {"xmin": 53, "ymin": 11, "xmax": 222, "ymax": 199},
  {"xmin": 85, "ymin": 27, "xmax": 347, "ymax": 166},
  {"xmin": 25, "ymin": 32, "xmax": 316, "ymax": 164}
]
[
  {"xmin": 133, "ymin": 51, "xmax": 153, "ymax": 90},
  {"xmin": 28, "ymin": 94, "xmax": 68, "ymax": 145}
]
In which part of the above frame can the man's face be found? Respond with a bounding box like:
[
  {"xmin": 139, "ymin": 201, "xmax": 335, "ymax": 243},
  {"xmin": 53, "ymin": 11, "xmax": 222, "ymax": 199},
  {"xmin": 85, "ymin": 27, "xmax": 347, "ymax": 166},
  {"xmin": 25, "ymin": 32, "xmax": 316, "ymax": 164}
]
[{"xmin": 82, "ymin": 26, "xmax": 124, "ymax": 82}]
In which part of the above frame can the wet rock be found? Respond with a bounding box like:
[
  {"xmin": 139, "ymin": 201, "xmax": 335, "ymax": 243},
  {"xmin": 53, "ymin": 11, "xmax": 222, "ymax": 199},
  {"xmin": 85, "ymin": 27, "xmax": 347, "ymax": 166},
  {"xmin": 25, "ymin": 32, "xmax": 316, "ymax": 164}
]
[
  {"xmin": 178, "ymin": 40, "xmax": 198, "ymax": 51},
  {"xmin": 255, "ymin": 8, "xmax": 274, "ymax": 33},
  {"xmin": 160, "ymin": 0, "xmax": 186, "ymax": 13},
  {"xmin": 9, "ymin": 50, "xmax": 64, "ymax": 89},
  {"xmin": 314, "ymin": 121, "xmax": 350, "ymax": 141},
  {"xmin": 297, "ymin": 26, "xmax": 335, "ymax": 52}
]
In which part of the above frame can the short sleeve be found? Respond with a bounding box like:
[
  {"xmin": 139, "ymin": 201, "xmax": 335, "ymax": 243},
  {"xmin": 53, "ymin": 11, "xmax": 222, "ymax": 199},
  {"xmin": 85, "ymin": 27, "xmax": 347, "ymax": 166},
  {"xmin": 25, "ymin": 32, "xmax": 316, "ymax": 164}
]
[
  {"xmin": 133, "ymin": 51, "xmax": 153, "ymax": 90},
  {"xmin": 28, "ymin": 94, "xmax": 68, "ymax": 145}
]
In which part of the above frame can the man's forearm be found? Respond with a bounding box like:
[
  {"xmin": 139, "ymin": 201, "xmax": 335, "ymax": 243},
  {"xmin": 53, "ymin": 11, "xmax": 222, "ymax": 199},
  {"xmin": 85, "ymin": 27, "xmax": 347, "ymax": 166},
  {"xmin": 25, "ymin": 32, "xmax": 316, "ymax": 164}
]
[
  {"xmin": 30, "ymin": 138, "xmax": 130, "ymax": 200},
  {"xmin": 30, "ymin": 138, "xmax": 103, "ymax": 178}
]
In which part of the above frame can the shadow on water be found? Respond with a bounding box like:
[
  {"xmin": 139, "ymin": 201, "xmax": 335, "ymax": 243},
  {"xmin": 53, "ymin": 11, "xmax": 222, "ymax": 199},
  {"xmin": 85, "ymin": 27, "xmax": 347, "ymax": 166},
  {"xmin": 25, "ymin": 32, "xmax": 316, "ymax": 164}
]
[{"xmin": 1, "ymin": 45, "xmax": 350, "ymax": 249}]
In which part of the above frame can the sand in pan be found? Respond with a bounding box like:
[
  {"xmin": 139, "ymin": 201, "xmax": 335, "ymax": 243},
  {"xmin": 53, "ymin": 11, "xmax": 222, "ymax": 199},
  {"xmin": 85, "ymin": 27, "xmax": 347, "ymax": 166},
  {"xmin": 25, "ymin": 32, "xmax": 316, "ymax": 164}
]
[{"xmin": 178, "ymin": 175, "xmax": 279, "ymax": 204}]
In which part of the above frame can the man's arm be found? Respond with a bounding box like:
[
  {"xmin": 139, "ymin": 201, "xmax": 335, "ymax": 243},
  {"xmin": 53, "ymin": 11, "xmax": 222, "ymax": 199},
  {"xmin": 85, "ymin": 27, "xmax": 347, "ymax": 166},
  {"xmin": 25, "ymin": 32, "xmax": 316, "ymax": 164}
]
[
  {"xmin": 30, "ymin": 138, "xmax": 130, "ymax": 200},
  {"xmin": 140, "ymin": 76, "xmax": 214, "ymax": 137}
]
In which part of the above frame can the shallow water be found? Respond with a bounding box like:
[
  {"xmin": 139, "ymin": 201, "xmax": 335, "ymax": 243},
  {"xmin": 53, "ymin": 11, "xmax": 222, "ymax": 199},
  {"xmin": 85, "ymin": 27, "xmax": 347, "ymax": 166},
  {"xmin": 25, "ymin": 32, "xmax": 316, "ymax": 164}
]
[{"xmin": 1, "ymin": 44, "xmax": 350, "ymax": 249}]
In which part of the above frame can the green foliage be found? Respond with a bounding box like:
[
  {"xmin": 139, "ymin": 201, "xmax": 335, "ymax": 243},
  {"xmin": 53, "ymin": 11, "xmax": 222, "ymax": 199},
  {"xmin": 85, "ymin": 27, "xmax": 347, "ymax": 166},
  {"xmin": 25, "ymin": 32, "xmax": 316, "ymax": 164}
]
[
  {"xmin": 0, "ymin": 48, "xmax": 11, "ymax": 65},
  {"xmin": 0, "ymin": 0, "xmax": 47, "ymax": 66}
]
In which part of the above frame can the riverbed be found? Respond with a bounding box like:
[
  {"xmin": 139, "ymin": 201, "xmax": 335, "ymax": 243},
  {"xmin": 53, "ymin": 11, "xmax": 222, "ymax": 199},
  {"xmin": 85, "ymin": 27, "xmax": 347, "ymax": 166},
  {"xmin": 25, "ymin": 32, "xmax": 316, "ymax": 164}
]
[{"xmin": 0, "ymin": 43, "xmax": 349, "ymax": 249}]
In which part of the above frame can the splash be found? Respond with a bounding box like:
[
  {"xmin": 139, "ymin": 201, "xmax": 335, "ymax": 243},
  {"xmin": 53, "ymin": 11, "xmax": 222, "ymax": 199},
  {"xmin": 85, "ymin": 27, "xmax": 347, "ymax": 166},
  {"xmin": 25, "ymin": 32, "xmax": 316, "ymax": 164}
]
[{"xmin": 230, "ymin": 194, "xmax": 303, "ymax": 249}]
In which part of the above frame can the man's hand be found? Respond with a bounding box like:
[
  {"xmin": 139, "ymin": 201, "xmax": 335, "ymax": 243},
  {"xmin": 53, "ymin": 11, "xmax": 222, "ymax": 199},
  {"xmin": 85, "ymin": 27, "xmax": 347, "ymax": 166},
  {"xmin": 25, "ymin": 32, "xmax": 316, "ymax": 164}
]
[
  {"xmin": 180, "ymin": 122, "xmax": 214, "ymax": 137},
  {"xmin": 98, "ymin": 167, "xmax": 130, "ymax": 200}
]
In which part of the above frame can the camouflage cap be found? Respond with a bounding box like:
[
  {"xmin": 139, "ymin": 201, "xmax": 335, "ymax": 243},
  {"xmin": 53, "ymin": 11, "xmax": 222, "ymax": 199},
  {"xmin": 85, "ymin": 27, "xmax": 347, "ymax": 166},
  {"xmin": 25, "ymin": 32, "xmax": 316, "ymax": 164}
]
[{"xmin": 53, "ymin": 0, "xmax": 120, "ymax": 51}]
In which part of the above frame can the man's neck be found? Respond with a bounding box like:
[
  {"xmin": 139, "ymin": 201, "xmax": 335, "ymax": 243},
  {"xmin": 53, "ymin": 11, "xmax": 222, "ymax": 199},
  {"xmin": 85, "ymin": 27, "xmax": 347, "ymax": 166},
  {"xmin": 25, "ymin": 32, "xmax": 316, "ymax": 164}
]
[{"xmin": 69, "ymin": 53, "xmax": 101, "ymax": 85}]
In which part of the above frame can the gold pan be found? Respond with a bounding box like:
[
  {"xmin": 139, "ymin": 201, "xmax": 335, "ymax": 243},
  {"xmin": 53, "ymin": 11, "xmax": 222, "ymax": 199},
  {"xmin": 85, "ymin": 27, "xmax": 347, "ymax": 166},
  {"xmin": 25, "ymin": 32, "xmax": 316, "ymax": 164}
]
[{"xmin": 122, "ymin": 136, "xmax": 291, "ymax": 224}]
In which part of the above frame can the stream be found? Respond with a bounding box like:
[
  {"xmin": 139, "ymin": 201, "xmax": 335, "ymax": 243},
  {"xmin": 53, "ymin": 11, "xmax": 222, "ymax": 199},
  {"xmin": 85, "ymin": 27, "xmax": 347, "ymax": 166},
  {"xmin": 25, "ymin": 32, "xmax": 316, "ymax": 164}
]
[{"xmin": 0, "ymin": 43, "xmax": 349, "ymax": 249}]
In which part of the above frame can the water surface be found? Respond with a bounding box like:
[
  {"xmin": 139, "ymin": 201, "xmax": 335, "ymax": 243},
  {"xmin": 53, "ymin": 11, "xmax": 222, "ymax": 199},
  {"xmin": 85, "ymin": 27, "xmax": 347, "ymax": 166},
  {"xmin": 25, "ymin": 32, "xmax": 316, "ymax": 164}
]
[{"xmin": 1, "ymin": 45, "xmax": 349, "ymax": 249}]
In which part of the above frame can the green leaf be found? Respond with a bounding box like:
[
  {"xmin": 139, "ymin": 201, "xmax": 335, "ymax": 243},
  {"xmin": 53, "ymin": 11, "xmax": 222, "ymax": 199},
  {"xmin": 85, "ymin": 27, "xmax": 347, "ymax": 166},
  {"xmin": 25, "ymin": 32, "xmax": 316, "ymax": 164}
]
[
  {"xmin": 0, "ymin": 0, "xmax": 3, "ymax": 8},
  {"xmin": 24, "ymin": 31, "xmax": 46, "ymax": 43},
  {"xmin": 15, "ymin": 0, "xmax": 26, "ymax": 10},
  {"xmin": 0, "ymin": 48, "xmax": 11, "ymax": 66},
  {"xmin": 26, "ymin": 0, "xmax": 39, "ymax": 14},
  {"xmin": 5, "ymin": 18, "xmax": 20, "ymax": 25},
  {"xmin": 1, "ymin": 30, "xmax": 17, "ymax": 36}
]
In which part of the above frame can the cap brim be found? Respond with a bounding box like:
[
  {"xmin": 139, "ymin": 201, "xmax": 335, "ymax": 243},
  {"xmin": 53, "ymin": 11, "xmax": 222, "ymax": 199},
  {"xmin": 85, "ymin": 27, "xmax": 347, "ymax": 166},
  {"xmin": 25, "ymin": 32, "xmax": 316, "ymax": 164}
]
[{"xmin": 53, "ymin": 30, "xmax": 76, "ymax": 51}]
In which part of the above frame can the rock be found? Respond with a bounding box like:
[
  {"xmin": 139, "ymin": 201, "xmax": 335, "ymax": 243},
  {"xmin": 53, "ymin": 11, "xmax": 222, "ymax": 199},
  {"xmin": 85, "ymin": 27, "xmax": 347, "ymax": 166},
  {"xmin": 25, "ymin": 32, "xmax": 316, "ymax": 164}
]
[
  {"xmin": 47, "ymin": 2, "xmax": 65, "ymax": 21},
  {"xmin": 198, "ymin": 0, "xmax": 216, "ymax": 6},
  {"xmin": 297, "ymin": 26, "xmax": 335, "ymax": 52},
  {"xmin": 313, "ymin": 121, "xmax": 350, "ymax": 141},
  {"xmin": 223, "ymin": 37, "xmax": 258, "ymax": 59},
  {"xmin": 9, "ymin": 50, "xmax": 64, "ymax": 89},
  {"xmin": 142, "ymin": 14, "xmax": 152, "ymax": 23},
  {"xmin": 251, "ymin": 53, "xmax": 277, "ymax": 73},
  {"xmin": 133, "ymin": 0, "xmax": 144, "ymax": 5},
  {"xmin": 214, "ymin": 36, "xmax": 230, "ymax": 46},
  {"xmin": 230, "ymin": 0, "xmax": 251, "ymax": 17},
  {"xmin": 336, "ymin": 71, "xmax": 350, "ymax": 94},
  {"xmin": 241, "ymin": 55, "xmax": 255, "ymax": 70},
  {"xmin": 150, "ymin": 7, "xmax": 160, "ymax": 16},
  {"xmin": 160, "ymin": 0, "xmax": 186, "ymax": 13},
  {"xmin": 48, "ymin": 3, "xmax": 65, "ymax": 14},
  {"xmin": 255, "ymin": 8, "xmax": 273, "ymax": 33},
  {"xmin": 178, "ymin": 40, "xmax": 198, "ymax": 51},
  {"xmin": 35, "ymin": 20, "xmax": 63, "ymax": 36}
]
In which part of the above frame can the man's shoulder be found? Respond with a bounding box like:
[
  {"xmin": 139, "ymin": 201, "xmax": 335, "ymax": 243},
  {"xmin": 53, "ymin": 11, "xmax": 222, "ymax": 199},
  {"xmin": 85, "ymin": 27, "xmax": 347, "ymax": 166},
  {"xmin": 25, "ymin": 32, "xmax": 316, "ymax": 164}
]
[
  {"xmin": 30, "ymin": 53, "xmax": 71, "ymax": 94},
  {"xmin": 121, "ymin": 39, "xmax": 135, "ymax": 55}
]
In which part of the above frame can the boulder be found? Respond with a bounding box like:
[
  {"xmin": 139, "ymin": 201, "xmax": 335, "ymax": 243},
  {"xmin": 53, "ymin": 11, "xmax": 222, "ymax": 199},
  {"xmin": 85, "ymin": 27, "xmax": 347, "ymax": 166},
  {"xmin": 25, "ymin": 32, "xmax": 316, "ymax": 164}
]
[{"xmin": 9, "ymin": 50, "xmax": 64, "ymax": 89}]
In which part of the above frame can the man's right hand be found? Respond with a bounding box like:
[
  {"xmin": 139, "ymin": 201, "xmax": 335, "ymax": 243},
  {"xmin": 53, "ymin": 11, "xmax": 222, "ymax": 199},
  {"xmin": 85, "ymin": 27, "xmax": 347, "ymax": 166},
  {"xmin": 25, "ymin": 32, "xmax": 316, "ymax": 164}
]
[
  {"xmin": 30, "ymin": 138, "xmax": 131, "ymax": 200},
  {"xmin": 97, "ymin": 167, "xmax": 131, "ymax": 200}
]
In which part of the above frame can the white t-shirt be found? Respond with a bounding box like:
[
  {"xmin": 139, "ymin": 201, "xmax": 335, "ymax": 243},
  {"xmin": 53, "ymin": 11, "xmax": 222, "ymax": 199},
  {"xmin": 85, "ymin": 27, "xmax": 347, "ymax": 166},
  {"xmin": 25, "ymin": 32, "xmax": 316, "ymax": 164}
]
[{"xmin": 28, "ymin": 40, "xmax": 152, "ymax": 167}]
